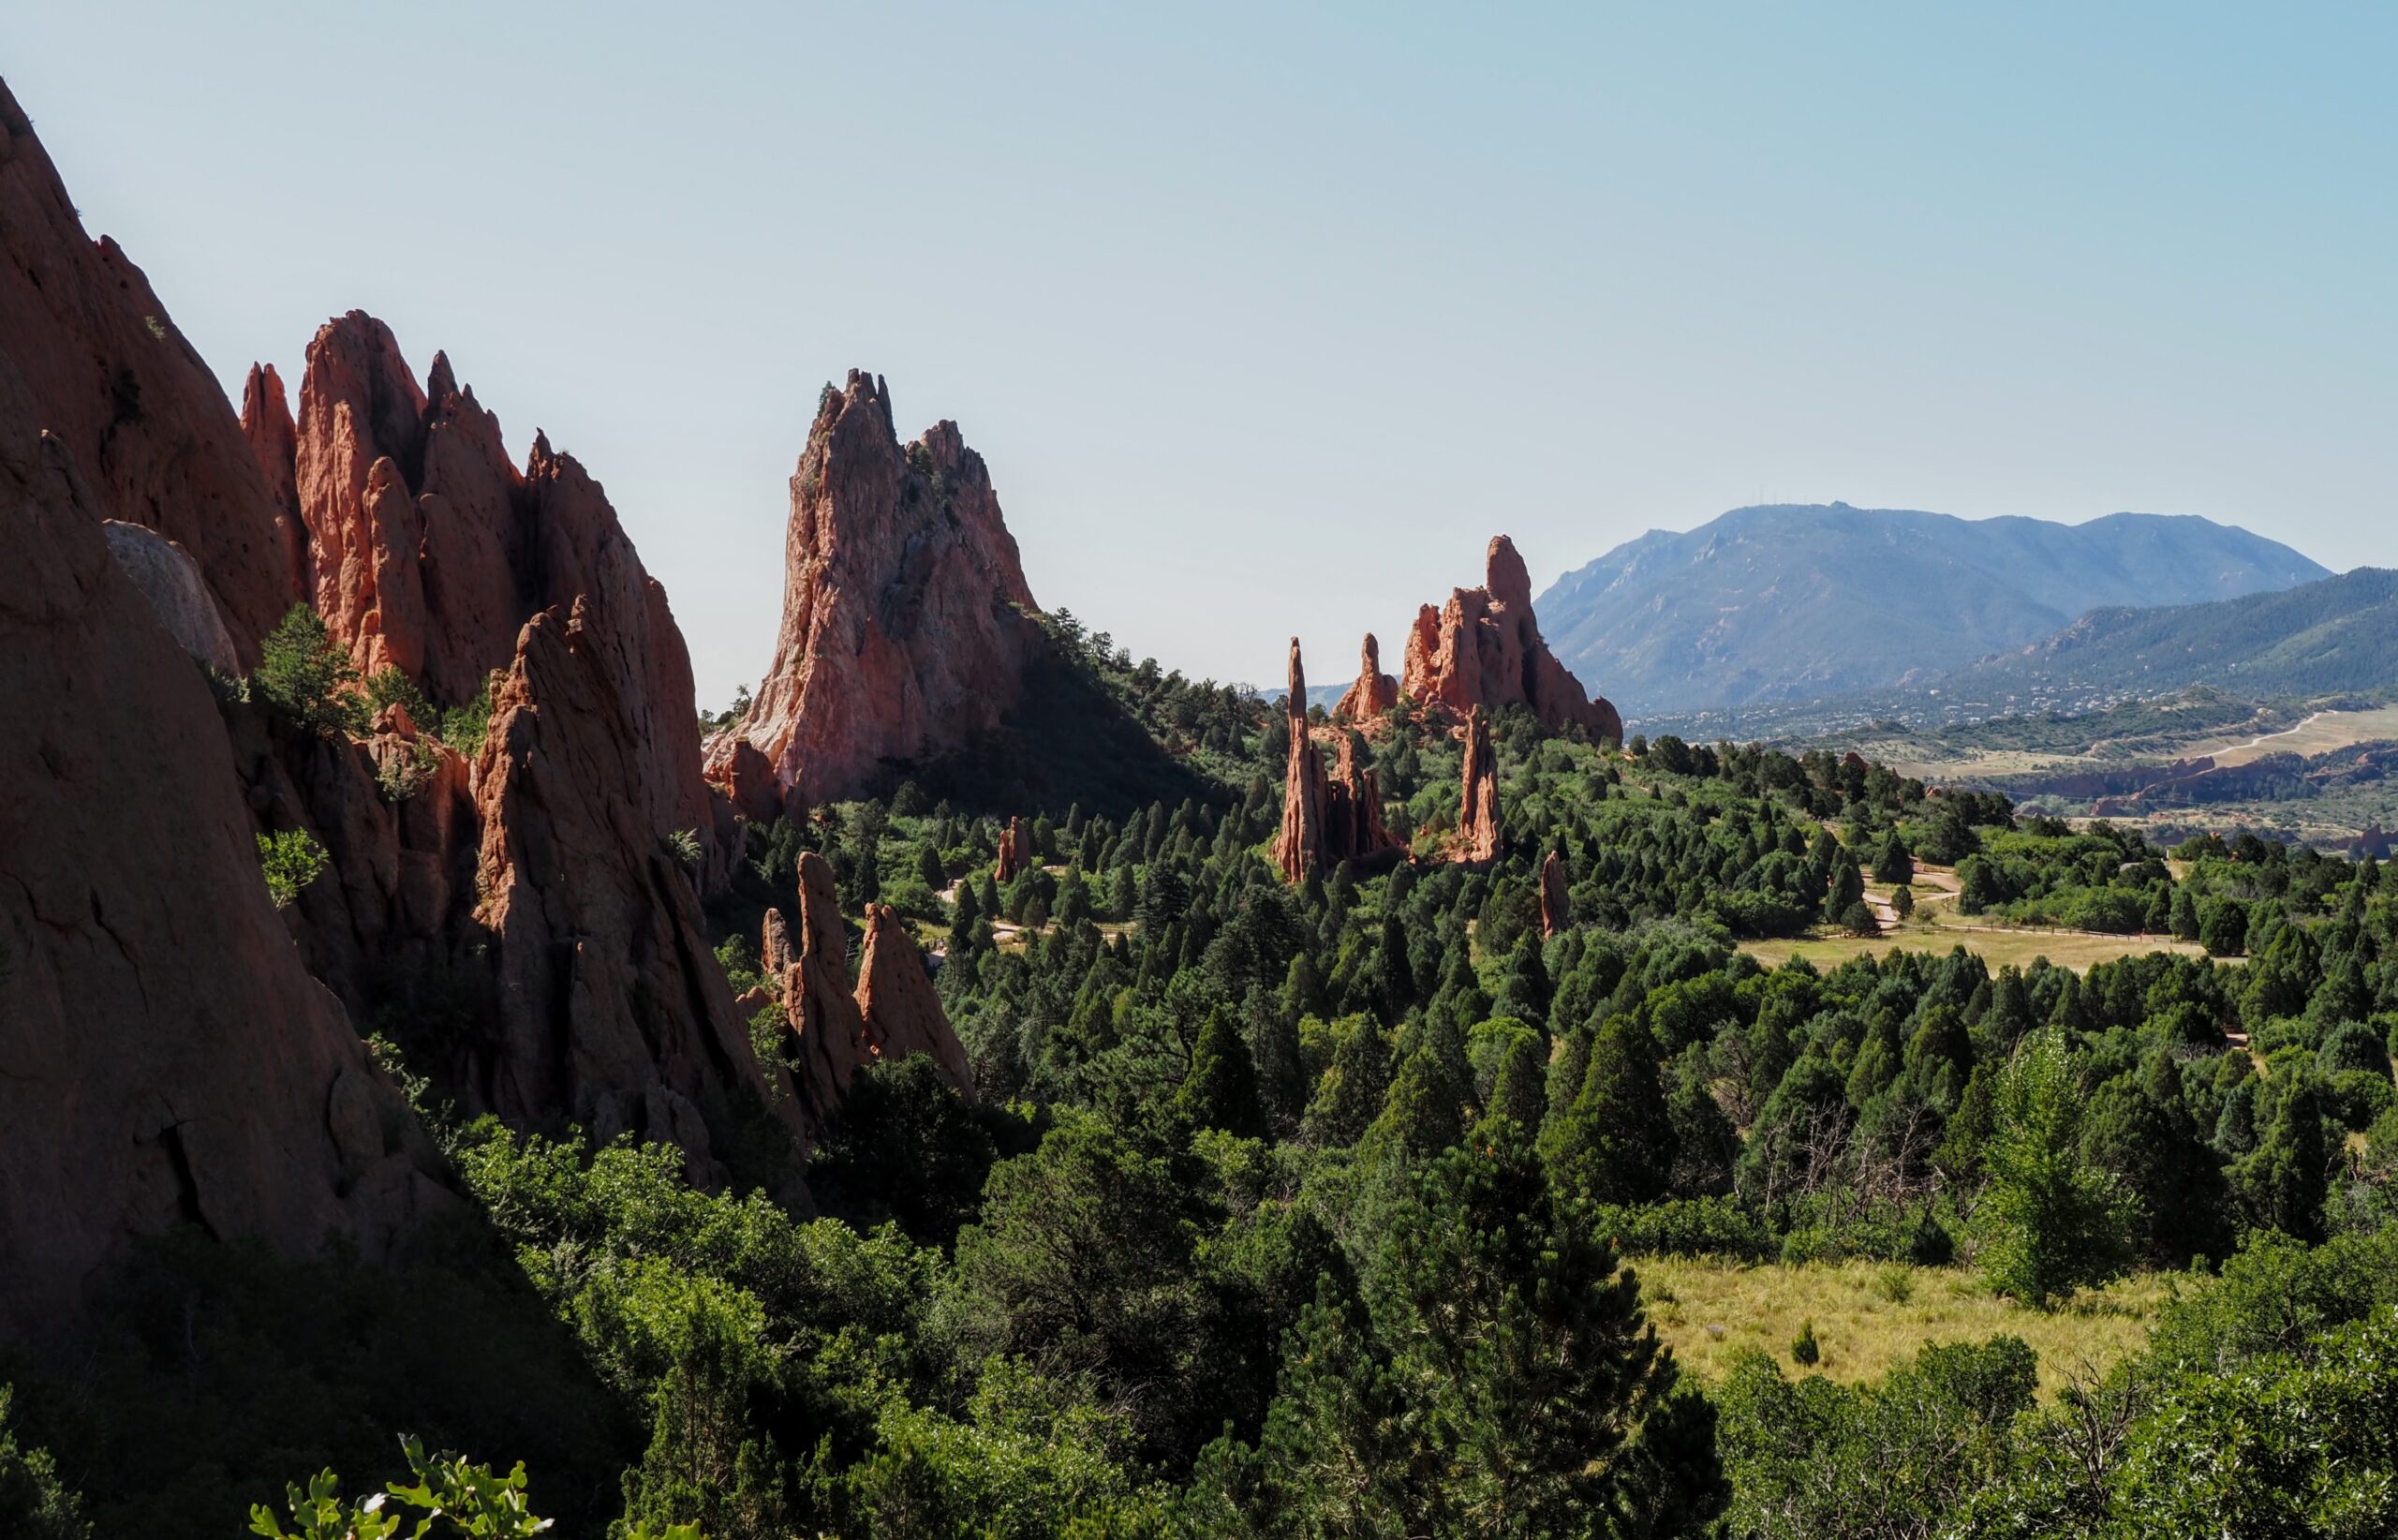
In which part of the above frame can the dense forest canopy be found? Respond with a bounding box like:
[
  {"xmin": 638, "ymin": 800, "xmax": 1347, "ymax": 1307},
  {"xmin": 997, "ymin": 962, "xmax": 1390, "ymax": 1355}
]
[{"xmin": 7, "ymin": 615, "xmax": 2397, "ymax": 1540}]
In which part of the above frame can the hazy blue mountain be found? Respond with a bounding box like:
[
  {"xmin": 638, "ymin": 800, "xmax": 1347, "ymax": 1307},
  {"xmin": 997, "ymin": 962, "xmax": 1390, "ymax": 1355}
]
[
  {"xmin": 1535, "ymin": 503, "xmax": 2329, "ymax": 715},
  {"xmin": 1947, "ymin": 567, "xmax": 2398, "ymax": 701}
]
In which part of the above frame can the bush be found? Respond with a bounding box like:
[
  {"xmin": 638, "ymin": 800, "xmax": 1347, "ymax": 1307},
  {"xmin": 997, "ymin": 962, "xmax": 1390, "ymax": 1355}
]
[
  {"xmin": 0, "ymin": 1385, "xmax": 86, "ymax": 1540},
  {"xmin": 363, "ymin": 666, "xmax": 433, "ymax": 727},
  {"xmin": 252, "ymin": 605, "xmax": 366, "ymax": 737},
  {"xmin": 1585, "ymin": 1197, "xmax": 1773, "ymax": 1262},
  {"xmin": 1790, "ymin": 1320, "xmax": 1821, "ymax": 1366},
  {"xmin": 257, "ymin": 829, "xmax": 330, "ymax": 910}
]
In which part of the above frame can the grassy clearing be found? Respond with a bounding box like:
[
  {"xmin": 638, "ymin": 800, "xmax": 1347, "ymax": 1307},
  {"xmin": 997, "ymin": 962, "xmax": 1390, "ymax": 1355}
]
[
  {"xmin": 1739, "ymin": 925, "xmax": 2206, "ymax": 974},
  {"xmin": 1634, "ymin": 1257, "xmax": 2169, "ymax": 1399},
  {"xmin": 2184, "ymin": 704, "xmax": 2398, "ymax": 768}
]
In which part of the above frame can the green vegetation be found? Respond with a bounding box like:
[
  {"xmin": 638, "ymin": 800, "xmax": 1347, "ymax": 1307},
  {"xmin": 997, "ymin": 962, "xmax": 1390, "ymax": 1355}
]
[
  {"xmin": 252, "ymin": 604, "xmax": 366, "ymax": 737},
  {"xmin": 256, "ymin": 828, "xmax": 329, "ymax": 910},
  {"xmin": 17, "ymin": 631, "xmax": 2398, "ymax": 1538}
]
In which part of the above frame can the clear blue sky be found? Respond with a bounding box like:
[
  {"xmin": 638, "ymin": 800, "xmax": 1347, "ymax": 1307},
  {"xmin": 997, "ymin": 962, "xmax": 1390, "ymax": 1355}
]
[{"xmin": 12, "ymin": 4, "xmax": 2392, "ymax": 704}]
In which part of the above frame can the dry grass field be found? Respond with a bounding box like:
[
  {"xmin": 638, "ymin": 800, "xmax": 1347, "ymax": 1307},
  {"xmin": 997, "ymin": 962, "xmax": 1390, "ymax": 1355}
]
[{"xmin": 1636, "ymin": 1257, "xmax": 2170, "ymax": 1399}]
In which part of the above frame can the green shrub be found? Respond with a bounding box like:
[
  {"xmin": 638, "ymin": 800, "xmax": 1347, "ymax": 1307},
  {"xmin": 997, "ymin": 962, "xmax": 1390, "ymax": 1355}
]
[
  {"xmin": 0, "ymin": 1385, "xmax": 86, "ymax": 1540},
  {"xmin": 363, "ymin": 666, "xmax": 433, "ymax": 728},
  {"xmin": 1791, "ymin": 1319, "xmax": 1820, "ymax": 1366},
  {"xmin": 252, "ymin": 605, "xmax": 366, "ymax": 737},
  {"xmin": 257, "ymin": 828, "xmax": 330, "ymax": 910}
]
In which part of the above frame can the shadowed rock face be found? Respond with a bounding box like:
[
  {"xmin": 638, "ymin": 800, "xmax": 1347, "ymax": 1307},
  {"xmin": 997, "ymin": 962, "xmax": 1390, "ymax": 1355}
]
[
  {"xmin": 765, "ymin": 861, "xmax": 973, "ymax": 1135},
  {"xmin": 471, "ymin": 600, "xmax": 798, "ymax": 1174},
  {"xmin": 0, "ymin": 80, "xmax": 301, "ymax": 659},
  {"xmin": 1401, "ymin": 535, "xmax": 1622, "ymax": 743},
  {"xmin": 708, "ymin": 371, "xmax": 1043, "ymax": 814},
  {"xmin": 0, "ymin": 411, "xmax": 444, "ymax": 1335}
]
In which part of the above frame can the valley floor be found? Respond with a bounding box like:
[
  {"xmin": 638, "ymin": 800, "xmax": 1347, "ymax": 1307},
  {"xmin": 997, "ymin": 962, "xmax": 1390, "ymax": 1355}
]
[{"xmin": 1738, "ymin": 867, "xmax": 2215, "ymax": 974}]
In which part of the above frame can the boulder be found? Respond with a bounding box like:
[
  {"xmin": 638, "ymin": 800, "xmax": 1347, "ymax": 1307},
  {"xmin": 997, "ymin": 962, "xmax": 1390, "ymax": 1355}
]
[{"xmin": 99, "ymin": 519, "xmax": 239, "ymax": 673}]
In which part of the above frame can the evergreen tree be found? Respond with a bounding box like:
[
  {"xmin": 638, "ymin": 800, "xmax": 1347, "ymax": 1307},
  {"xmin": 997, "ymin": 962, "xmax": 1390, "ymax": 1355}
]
[
  {"xmin": 1873, "ymin": 829, "xmax": 1915, "ymax": 885},
  {"xmin": 1178, "ymin": 1007, "xmax": 1268, "ymax": 1138},
  {"xmin": 1542, "ymin": 1016, "xmax": 1676, "ymax": 1207}
]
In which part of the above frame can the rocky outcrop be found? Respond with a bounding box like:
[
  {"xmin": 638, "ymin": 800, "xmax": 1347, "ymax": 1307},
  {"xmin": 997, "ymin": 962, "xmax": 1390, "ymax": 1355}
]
[
  {"xmin": 0, "ymin": 80, "xmax": 300, "ymax": 657},
  {"xmin": 240, "ymin": 363, "xmax": 307, "ymax": 599},
  {"xmin": 1540, "ymin": 850, "xmax": 1570, "ymax": 938},
  {"xmin": 994, "ymin": 815, "xmax": 1027, "ymax": 882},
  {"xmin": 1332, "ymin": 632, "xmax": 1400, "ymax": 723},
  {"xmin": 0, "ymin": 408, "xmax": 442, "ymax": 1333},
  {"xmin": 856, "ymin": 904, "xmax": 973, "ymax": 1095},
  {"xmin": 100, "ymin": 520, "xmax": 239, "ymax": 673},
  {"xmin": 1400, "ymin": 536, "xmax": 1622, "ymax": 742},
  {"xmin": 1275, "ymin": 639, "xmax": 1403, "ymax": 882},
  {"xmin": 705, "ymin": 371, "xmax": 1043, "ymax": 814},
  {"xmin": 1456, "ymin": 707, "xmax": 1502, "ymax": 866},
  {"xmin": 470, "ymin": 601, "xmax": 796, "ymax": 1174},
  {"xmin": 774, "ymin": 852, "xmax": 866, "ymax": 1129}
]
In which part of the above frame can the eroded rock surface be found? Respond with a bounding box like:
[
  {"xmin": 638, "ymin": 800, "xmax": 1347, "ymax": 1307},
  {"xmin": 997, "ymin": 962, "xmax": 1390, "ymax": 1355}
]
[
  {"xmin": 0, "ymin": 418, "xmax": 440, "ymax": 1333},
  {"xmin": 707, "ymin": 371, "xmax": 1043, "ymax": 813},
  {"xmin": 1400, "ymin": 536, "xmax": 1622, "ymax": 742},
  {"xmin": 1456, "ymin": 707, "xmax": 1502, "ymax": 866},
  {"xmin": 1332, "ymin": 632, "xmax": 1399, "ymax": 723}
]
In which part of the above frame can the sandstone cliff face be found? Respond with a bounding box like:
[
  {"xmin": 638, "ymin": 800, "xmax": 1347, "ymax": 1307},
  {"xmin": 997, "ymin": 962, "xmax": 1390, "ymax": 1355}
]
[
  {"xmin": 1332, "ymin": 632, "xmax": 1399, "ymax": 723},
  {"xmin": 856, "ymin": 903, "xmax": 973, "ymax": 1096},
  {"xmin": 223, "ymin": 315, "xmax": 778, "ymax": 1166},
  {"xmin": 1274, "ymin": 639, "xmax": 1403, "ymax": 881},
  {"xmin": 0, "ymin": 410, "xmax": 441, "ymax": 1332},
  {"xmin": 0, "ymin": 81, "xmax": 300, "ymax": 657},
  {"xmin": 99, "ymin": 520, "xmax": 239, "ymax": 673},
  {"xmin": 1540, "ymin": 849, "xmax": 1570, "ymax": 938},
  {"xmin": 472, "ymin": 600, "xmax": 796, "ymax": 1173},
  {"xmin": 1457, "ymin": 707, "xmax": 1502, "ymax": 866},
  {"xmin": 1400, "ymin": 536, "xmax": 1623, "ymax": 743},
  {"xmin": 707, "ymin": 372, "xmax": 1042, "ymax": 813},
  {"xmin": 994, "ymin": 815, "xmax": 1027, "ymax": 882}
]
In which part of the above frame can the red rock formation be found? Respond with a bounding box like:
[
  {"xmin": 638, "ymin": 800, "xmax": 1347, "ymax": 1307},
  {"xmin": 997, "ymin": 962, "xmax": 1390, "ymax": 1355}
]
[
  {"xmin": 1457, "ymin": 707, "xmax": 1502, "ymax": 866},
  {"xmin": 0, "ymin": 417, "xmax": 442, "ymax": 1332},
  {"xmin": 856, "ymin": 904, "xmax": 974, "ymax": 1096},
  {"xmin": 1275, "ymin": 640, "xmax": 1332, "ymax": 882},
  {"xmin": 994, "ymin": 815, "xmax": 1027, "ymax": 882},
  {"xmin": 0, "ymin": 81, "xmax": 301, "ymax": 656},
  {"xmin": 269, "ymin": 313, "xmax": 719, "ymax": 881},
  {"xmin": 1332, "ymin": 632, "xmax": 1400, "ymax": 723},
  {"xmin": 1399, "ymin": 536, "xmax": 1623, "ymax": 743},
  {"xmin": 1540, "ymin": 850, "xmax": 1570, "ymax": 938},
  {"xmin": 706, "ymin": 371, "xmax": 1043, "ymax": 813},
  {"xmin": 241, "ymin": 363, "xmax": 307, "ymax": 599},
  {"xmin": 776, "ymin": 851, "xmax": 870, "ymax": 1128},
  {"xmin": 471, "ymin": 601, "xmax": 797, "ymax": 1173},
  {"xmin": 1276, "ymin": 639, "xmax": 1404, "ymax": 881}
]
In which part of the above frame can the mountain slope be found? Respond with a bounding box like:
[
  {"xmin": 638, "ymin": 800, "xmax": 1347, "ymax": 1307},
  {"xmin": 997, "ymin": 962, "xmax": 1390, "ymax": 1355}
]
[
  {"xmin": 1536, "ymin": 504, "xmax": 2328, "ymax": 715},
  {"xmin": 1947, "ymin": 567, "xmax": 2398, "ymax": 700}
]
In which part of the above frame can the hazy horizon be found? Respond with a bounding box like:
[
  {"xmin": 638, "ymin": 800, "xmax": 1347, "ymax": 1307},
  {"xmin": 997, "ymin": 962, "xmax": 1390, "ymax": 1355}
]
[{"xmin": 12, "ymin": 4, "xmax": 2391, "ymax": 705}]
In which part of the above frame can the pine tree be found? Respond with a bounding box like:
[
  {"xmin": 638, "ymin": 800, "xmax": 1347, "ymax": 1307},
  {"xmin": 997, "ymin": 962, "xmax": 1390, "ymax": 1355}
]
[
  {"xmin": 1542, "ymin": 1016, "xmax": 1676, "ymax": 1207},
  {"xmin": 1177, "ymin": 1006, "xmax": 1268, "ymax": 1138},
  {"xmin": 1874, "ymin": 829, "xmax": 1915, "ymax": 885}
]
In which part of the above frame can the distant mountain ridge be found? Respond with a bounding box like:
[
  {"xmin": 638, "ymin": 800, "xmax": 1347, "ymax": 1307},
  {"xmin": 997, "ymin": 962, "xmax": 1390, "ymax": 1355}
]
[
  {"xmin": 1536, "ymin": 503, "xmax": 2329, "ymax": 716},
  {"xmin": 1947, "ymin": 567, "xmax": 2398, "ymax": 700}
]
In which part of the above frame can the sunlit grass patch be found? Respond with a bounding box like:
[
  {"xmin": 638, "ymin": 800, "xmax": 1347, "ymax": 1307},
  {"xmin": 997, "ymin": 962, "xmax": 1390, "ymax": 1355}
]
[{"xmin": 1632, "ymin": 1255, "xmax": 2169, "ymax": 1398}]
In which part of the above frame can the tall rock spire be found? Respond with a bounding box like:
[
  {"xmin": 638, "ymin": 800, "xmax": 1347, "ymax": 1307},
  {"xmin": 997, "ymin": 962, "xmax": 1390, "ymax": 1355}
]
[
  {"xmin": 1457, "ymin": 707, "xmax": 1502, "ymax": 866},
  {"xmin": 706, "ymin": 372, "xmax": 1043, "ymax": 814},
  {"xmin": 1276, "ymin": 639, "xmax": 1404, "ymax": 882},
  {"xmin": 1332, "ymin": 631, "xmax": 1400, "ymax": 722}
]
